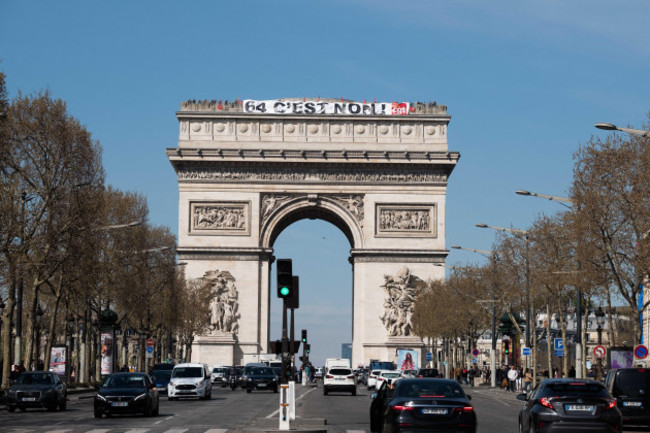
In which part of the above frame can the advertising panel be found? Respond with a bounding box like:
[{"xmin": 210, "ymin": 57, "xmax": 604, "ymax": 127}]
[
  {"xmin": 610, "ymin": 349, "xmax": 634, "ymax": 369},
  {"xmin": 101, "ymin": 331, "xmax": 114, "ymax": 375},
  {"xmin": 50, "ymin": 345, "xmax": 66, "ymax": 376},
  {"xmin": 397, "ymin": 348, "xmax": 418, "ymax": 371}
]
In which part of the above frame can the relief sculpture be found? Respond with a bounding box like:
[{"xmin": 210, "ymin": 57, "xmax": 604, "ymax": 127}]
[
  {"xmin": 191, "ymin": 203, "xmax": 248, "ymax": 233},
  {"xmin": 332, "ymin": 195, "xmax": 364, "ymax": 226},
  {"xmin": 379, "ymin": 209, "xmax": 430, "ymax": 231},
  {"xmin": 380, "ymin": 267, "xmax": 423, "ymax": 336},
  {"xmin": 202, "ymin": 270, "xmax": 240, "ymax": 335}
]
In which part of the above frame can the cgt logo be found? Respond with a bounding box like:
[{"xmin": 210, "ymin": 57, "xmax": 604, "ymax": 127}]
[{"xmin": 391, "ymin": 102, "xmax": 409, "ymax": 115}]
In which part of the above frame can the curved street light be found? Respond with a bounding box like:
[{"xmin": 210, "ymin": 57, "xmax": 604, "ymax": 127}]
[
  {"xmin": 515, "ymin": 190, "xmax": 573, "ymax": 209},
  {"xmin": 595, "ymin": 123, "xmax": 650, "ymax": 137}
]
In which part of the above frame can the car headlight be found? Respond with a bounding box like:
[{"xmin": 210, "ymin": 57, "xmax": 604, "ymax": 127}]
[
  {"xmin": 169, "ymin": 380, "xmax": 176, "ymax": 386},
  {"xmin": 134, "ymin": 393, "xmax": 147, "ymax": 401},
  {"xmin": 95, "ymin": 394, "xmax": 108, "ymax": 402},
  {"xmin": 7, "ymin": 390, "xmax": 16, "ymax": 397}
]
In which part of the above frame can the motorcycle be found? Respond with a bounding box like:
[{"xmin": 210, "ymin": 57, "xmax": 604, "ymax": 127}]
[{"xmin": 229, "ymin": 374, "xmax": 238, "ymax": 391}]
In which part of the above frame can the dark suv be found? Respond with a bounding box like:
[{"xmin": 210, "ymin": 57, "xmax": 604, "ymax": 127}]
[
  {"xmin": 244, "ymin": 367, "xmax": 278, "ymax": 393},
  {"xmin": 605, "ymin": 368, "xmax": 650, "ymax": 426},
  {"xmin": 6, "ymin": 372, "xmax": 67, "ymax": 412},
  {"xmin": 416, "ymin": 368, "xmax": 440, "ymax": 378}
]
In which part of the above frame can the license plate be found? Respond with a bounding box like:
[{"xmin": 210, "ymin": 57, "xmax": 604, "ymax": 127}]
[
  {"xmin": 111, "ymin": 402, "xmax": 129, "ymax": 407},
  {"xmin": 158, "ymin": 387, "xmax": 167, "ymax": 392},
  {"xmin": 566, "ymin": 404, "xmax": 594, "ymax": 412},
  {"xmin": 257, "ymin": 383, "xmax": 267, "ymax": 387},
  {"xmin": 335, "ymin": 378, "xmax": 346, "ymax": 381},
  {"xmin": 21, "ymin": 397, "xmax": 36, "ymax": 402},
  {"xmin": 624, "ymin": 401, "xmax": 643, "ymax": 407},
  {"xmin": 422, "ymin": 408, "xmax": 448, "ymax": 415}
]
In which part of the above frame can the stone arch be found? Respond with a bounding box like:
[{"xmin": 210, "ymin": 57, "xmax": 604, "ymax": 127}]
[{"xmin": 260, "ymin": 195, "xmax": 363, "ymax": 250}]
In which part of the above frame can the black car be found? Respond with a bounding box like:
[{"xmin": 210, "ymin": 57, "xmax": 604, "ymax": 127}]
[
  {"xmin": 94, "ymin": 372, "xmax": 159, "ymax": 418},
  {"xmin": 416, "ymin": 368, "xmax": 440, "ymax": 378},
  {"xmin": 517, "ymin": 378, "xmax": 621, "ymax": 433},
  {"xmin": 370, "ymin": 378, "xmax": 476, "ymax": 433},
  {"xmin": 605, "ymin": 367, "xmax": 650, "ymax": 426},
  {"xmin": 149, "ymin": 369, "xmax": 172, "ymax": 395},
  {"xmin": 244, "ymin": 366, "xmax": 278, "ymax": 393},
  {"xmin": 6, "ymin": 371, "xmax": 67, "ymax": 412}
]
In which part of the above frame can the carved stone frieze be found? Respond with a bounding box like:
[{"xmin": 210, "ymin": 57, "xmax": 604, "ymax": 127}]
[
  {"xmin": 260, "ymin": 194, "xmax": 295, "ymax": 226},
  {"xmin": 380, "ymin": 267, "xmax": 423, "ymax": 337},
  {"xmin": 190, "ymin": 201, "xmax": 250, "ymax": 236},
  {"xmin": 376, "ymin": 204, "xmax": 436, "ymax": 238},
  {"xmin": 179, "ymin": 166, "xmax": 447, "ymax": 185}
]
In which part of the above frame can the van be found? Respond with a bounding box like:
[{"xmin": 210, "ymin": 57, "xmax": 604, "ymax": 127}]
[
  {"xmin": 605, "ymin": 367, "xmax": 650, "ymax": 426},
  {"xmin": 168, "ymin": 363, "xmax": 212, "ymax": 401},
  {"xmin": 325, "ymin": 358, "xmax": 350, "ymax": 372}
]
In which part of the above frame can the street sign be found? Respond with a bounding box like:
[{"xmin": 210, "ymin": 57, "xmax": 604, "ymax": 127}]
[
  {"xmin": 426, "ymin": 352, "xmax": 433, "ymax": 361},
  {"xmin": 472, "ymin": 349, "xmax": 479, "ymax": 356},
  {"xmin": 146, "ymin": 338, "xmax": 154, "ymax": 359},
  {"xmin": 593, "ymin": 345, "xmax": 606, "ymax": 359},
  {"xmin": 554, "ymin": 350, "xmax": 564, "ymax": 357},
  {"xmin": 635, "ymin": 345, "xmax": 649, "ymax": 360},
  {"xmin": 522, "ymin": 347, "xmax": 531, "ymax": 356},
  {"xmin": 554, "ymin": 338, "xmax": 564, "ymax": 351}
]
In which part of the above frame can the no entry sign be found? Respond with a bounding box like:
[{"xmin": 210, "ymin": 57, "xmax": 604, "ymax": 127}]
[
  {"xmin": 593, "ymin": 345, "xmax": 606, "ymax": 359},
  {"xmin": 635, "ymin": 345, "xmax": 649, "ymax": 360}
]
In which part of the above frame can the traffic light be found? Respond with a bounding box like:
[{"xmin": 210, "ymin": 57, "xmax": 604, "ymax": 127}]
[
  {"xmin": 306, "ymin": 344, "xmax": 310, "ymax": 354},
  {"xmin": 504, "ymin": 340, "xmax": 510, "ymax": 354},
  {"xmin": 277, "ymin": 259, "xmax": 293, "ymax": 299},
  {"xmin": 301, "ymin": 329, "xmax": 307, "ymax": 343}
]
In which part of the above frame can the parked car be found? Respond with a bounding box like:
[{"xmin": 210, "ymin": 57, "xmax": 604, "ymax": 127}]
[
  {"xmin": 314, "ymin": 367, "xmax": 323, "ymax": 380},
  {"xmin": 401, "ymin": 369, "xmax": 417, "ymax": 378},
  {"xmin": 149, "ymin": 369, "xmax": 172, "ymax": 395},
  {"xmin": 370, "ymin": 378, "xmax": 476, "ymax": 433},
  {"xmin": 517, "ymin": 378, "xmax": 621, "ymax": 433},
  {"xmin": 323, "ymin": 367, "xmax": 357, "ymax": 396},
  {"xmin": 94, "ymin": 372, "xmax": 159, "ymax": 418},
  {"xmin": 6, "ymin": 371, "xmax": 67, "ymax": 412},
  {"xmin": 605, "ymin": 367, "xmax": 650, "ymax": 426},
  {"xmin": 168, "ymin": 363, "xmax": 212, "ymax": 400},
  {"xmin": 151, "ymin": 362, "xmax": 175, "ymax": 371},
  {"xmin": 244, "ymin": 366, "xmax": 279, "ymax": 393}
]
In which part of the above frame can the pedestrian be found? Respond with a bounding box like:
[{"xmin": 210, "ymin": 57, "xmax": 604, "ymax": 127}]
[
  {"xmin": 568, "ymin": 365, "xmax": 576, "ymax": 378},
  {"xmin": 523, "ymin": 368, "xmax": 533, "ymax": 392},
  {"xmin": 507, "ymin": 365, "xmax": 518, "ymax": 392}
]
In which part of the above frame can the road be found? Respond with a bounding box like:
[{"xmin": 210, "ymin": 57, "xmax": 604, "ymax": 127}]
[{"xmin": 2, "ymin": 382, "xmax": 646, "ymax": 433}]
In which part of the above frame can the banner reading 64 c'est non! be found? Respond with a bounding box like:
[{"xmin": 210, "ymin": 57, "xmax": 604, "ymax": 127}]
[{"xmin": 243, "ymin": 100, "xmax": 410, "ymax": 116}]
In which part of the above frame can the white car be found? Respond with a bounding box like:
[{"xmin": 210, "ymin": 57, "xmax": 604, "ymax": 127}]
[
  {"xmin": 323, "ymin": 367, "xmax": 356, "ymax": 396},
  {"xmin": 401, "ymin": 369, "xmax": 417, "ymax": 378},
  {"xmin": 168, "ymin": 363, "xmax": 212, "ymax": 400},
  {"xmin": 210, "ymin": 366, "xmax": 228, "ymax": 385},
  {"xmin": 375, "ymin": 370, "xmax": 401, "ymax": 389},
  {"xmin": 366, "ymin": 370, "xmax": 381, "ymax": 390}
]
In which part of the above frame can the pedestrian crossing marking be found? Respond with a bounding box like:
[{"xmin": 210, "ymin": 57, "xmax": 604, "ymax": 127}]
[
  {"xmin": 125, "ymin": 430, "xmax": 150, "ymax": 433},
  {"xmin": 86, "ymin": 430, "xmax": 111, "ymax": 433},
  {"xmin": 162, "ymin": 430, "xmax": 188, "ymax": 433},
  {"xmin": 205, "ymin": 430, "xmax": 228, "ymax": 433}
]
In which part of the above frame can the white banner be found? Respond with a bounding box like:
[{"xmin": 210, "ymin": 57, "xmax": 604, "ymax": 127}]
[{"xmin": 243, "ymin": 99, "xmax": 410, "ymax": 116}]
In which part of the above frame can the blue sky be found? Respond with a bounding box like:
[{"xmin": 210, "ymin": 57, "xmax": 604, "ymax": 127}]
[{"xmin": 2, "ymin": 0, "xmax": 649, "ymax": 366}]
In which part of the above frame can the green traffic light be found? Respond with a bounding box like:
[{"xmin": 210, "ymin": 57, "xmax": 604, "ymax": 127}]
[{"xmin": 280, "ymin": 286, "xmax": 290, "ymax": 296}]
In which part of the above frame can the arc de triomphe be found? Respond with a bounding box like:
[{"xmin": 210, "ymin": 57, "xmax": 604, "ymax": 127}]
[{"xmin": 166, "ymin": 99, "xmax": 459, "ymax": 367}]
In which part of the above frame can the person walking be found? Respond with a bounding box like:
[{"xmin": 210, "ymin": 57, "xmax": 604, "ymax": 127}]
[
  {"xmin": 523, "ymin": 368, "xmax": 533, "ymax": 392},
  {"xmin": 507, "ymin": 365, "xmax": 518, "ymax": 392}
]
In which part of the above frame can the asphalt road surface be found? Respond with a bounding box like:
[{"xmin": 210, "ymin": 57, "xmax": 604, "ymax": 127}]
[{"xmin": 2, "ymin": 382, "xmax": 649, "ymax": 433}]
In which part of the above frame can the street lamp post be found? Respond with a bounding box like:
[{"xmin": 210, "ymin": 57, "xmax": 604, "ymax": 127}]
[
  {"xmin": 595, "ymin": 123, "xmax": 650, "ymax": 137},
  {"xmin": 515, "ymin": 189, "xmax": 587, "ymax": 378},
  {"xmin": 596, "ymin": 306, "xmax": 605, "ymax": 380},
  {"xmin": 476, "ymin": 223, "xmax": 532, "ymax": 370},
  {"xmin": 450, "ymin": 245, "xmax": 498, "ymax": 388}
]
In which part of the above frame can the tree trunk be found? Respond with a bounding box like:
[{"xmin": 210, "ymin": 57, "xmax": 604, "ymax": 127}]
[
  {"xmin": 1, "ymin": 283, "xmax": 16, "ymax": 389},
  {"xmin": 43, "ymin": 294, "xmax": 62, "ymax": 370},
  {"xmin": 546, "ymin": 305, "xmax": 552, "ymax": 377}
]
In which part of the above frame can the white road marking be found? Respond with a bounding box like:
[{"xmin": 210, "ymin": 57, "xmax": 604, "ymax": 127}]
[
  {"xmin": 266, "ymin": 386, "xmax": 317, "ymax": 418},
  {"xmin": 162, "ymin": 429, "xmax": 188, "ymax": 433},
  {"xmin": 204, "ymin": 430, "xmax": 228, "ymax": 433},
  {"xmin": 85, "ymin": 430, "xmax": 111, "ymax": 433}
]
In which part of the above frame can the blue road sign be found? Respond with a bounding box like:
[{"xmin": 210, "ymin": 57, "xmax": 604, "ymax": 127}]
[
  {"xmin": 522, "ymin": 347, "xmax": 531, "ymax": 356},
  {"xmin": 146, "ymin": 346, "xmax": 154, "ymax": 354},
  {"xmin": 554, "ymin": 338, "xmax": 564, "ymax": 351},
  {"xmin": 426, "ymin": 352, "xmax": 433, "ymax": 361},
  {"xmin": 554, "ymin": 350, "xmax": 564, "ymax": 357}
]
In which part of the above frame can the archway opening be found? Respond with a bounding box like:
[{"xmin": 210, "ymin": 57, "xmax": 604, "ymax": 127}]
[{"xmin": 270, "ymin": 219, "xmax": 352, "ymax": 368}]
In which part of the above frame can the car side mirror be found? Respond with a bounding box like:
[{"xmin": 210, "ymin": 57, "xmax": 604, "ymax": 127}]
[
  {"xmin": 516, "ymin": 393, "xmax": 528, "ymax": 401},
  {"xmin": 466, "ymin": 394, "xmax": 471, "ymax": 400},
  {"xmin": 370, "ymin": 393, "xmax": 377, "ymax": 399},
  {"xmin": 94, "ymin": 383, "xmax": 101, "ymax": 391}
]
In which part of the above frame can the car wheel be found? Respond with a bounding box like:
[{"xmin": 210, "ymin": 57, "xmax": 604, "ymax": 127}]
[
  {"xmin": 206, "ymin": 389, "xmax": 212, "ymax": 400},
  {"xmin": 47, "ymin": 401, "xmax": 57, "ymax": 411},
  {"xmin": 94, "ymin": 410, "xmax": 102, "ymax": 418},
  {"xmin": 273, "ymin": 386, "xmax": 278, "ymax": 393},
  {"xmin": 7, "ymin": 405, "xmax": 16, "ymax": 413},
  {"xmin": 370, "ymin": 414, "xmax": 378, "ymax": 432},
  {"xmin": 59, "ymin": 397, "xmax": 67, "ymax": 411},
  {"xmin": 152, "ymin": 401, "xmax": 159, "ymax": 416},
  {"xmin": 529, "ymin": 419, "xmax": 535, "ymax": 433},
  {"xmin": 352, "ymin": 388, "xmax": 357, "ymax": 396},
  {"xmin": 168, "ymin": 397, "xmax": 176, "ymax": 401},
  {"xmin": 324, "ymin": 387, "xmax": 328, "ymax": 396},
  {"xmin": 19, "ymin": 406, "xmax": 26, "ymax": 412},
  {"xmin": 246, "ymin": 388, "xmax": 252, "ymax": 393}
]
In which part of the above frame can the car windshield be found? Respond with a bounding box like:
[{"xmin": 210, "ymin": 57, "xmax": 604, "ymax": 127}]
[
  {"xmin": 172, "ymin": 367, "xmax": 203, "ymax": 378},
  {"xmin": 17, "ymin": 373, "xmax": 54, "ymax": 385},
  {"xmin": 382, "ymin": 372, "xmax": 401, "ymax": 378},
  {"xmin": 330, "ymin": 369, "xmax": 352, "ymax": 375},
  {"xmin": 541, "ymin": 382, "xmax": 609, "ymax": 398},
  {"xmin": 251, "ymin": 367, "xmax": 274, "ymax": 375},
  {"xmin": 212, "ymin": 368, "xmax": 227, "ymax": 374},
  {"xmin": 104, "ymin": 375, "xmax": 147, "ymax": 388},
  {"xmin": 613, "ymin": 370, "xmax": 650, "ymax": 397},
  {"xmin": 396, "ymin": 381, "xmax": 466, "ymax": 399},
  {"xmin": 150, "ymin": 370, "xmax": 172, "ymax": 381}
]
